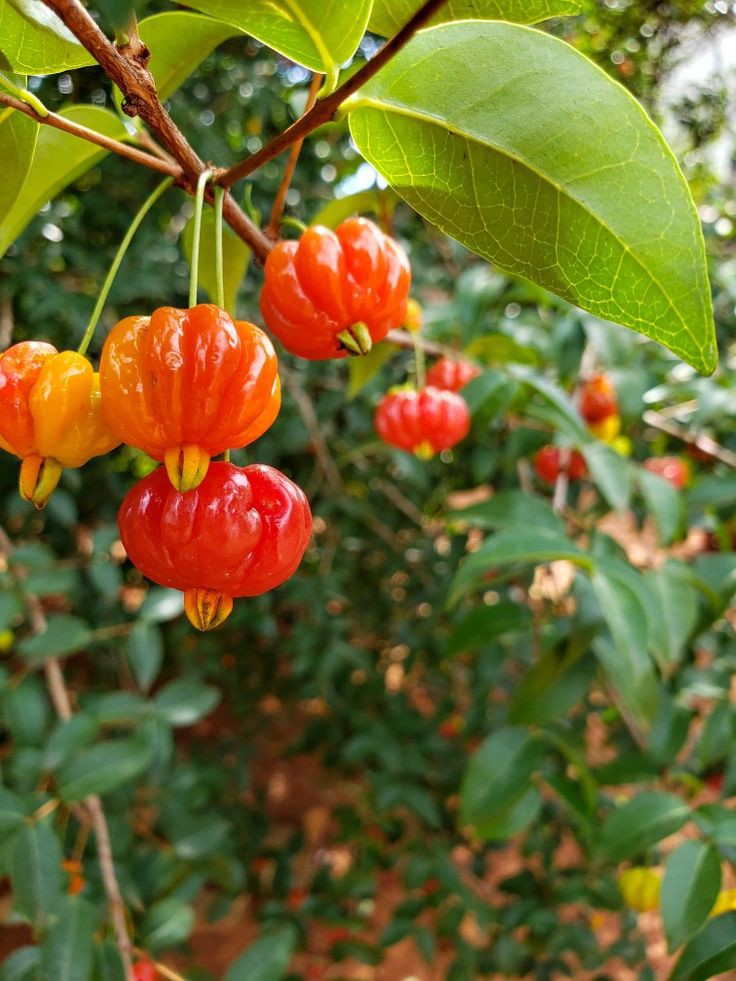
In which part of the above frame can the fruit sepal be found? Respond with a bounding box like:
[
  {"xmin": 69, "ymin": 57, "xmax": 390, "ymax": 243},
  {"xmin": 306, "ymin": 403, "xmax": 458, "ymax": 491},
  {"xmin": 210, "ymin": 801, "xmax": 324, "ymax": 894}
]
[
  {"xmin": 164, "ymin": 444, "xmax": 210, "ymax": 492},
  {"xmin": 184, "ymin": 588, "xmax": 233, "ymax": 631},
  {"xmin": 19, "ymin": 454, "xmax": 62, "ymax": 509},
  {"xmin": 337, "ymin": 322, "xmax": 373, "ymax": 356}
]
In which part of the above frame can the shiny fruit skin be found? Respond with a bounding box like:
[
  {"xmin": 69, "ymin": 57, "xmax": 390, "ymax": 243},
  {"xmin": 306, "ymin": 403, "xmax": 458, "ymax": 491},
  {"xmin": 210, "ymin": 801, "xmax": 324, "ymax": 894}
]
[
  {"xmin": 132, "ymin": 962, "xmax": 157, "ymax": 981},
  {"xmin": 260, "ymin": 217, "xmax": 411, "ymax": 360},
  {"xmin": 579, "ymin": 373, "xmax": 618, "ymax": 423},
  {"xmin": 118, "ymin": 462, "xmax": 312, "ymax": 598},
  {"xmin": 533, "ymin": 445, "xmax": 587, "ymax": 484},
  {"xmin": 375, "ymin": 386, "xmax": 470, "ymax": 457},
  {"xmin": 426, "ymin": 357, "xmax": 480, "ymax": 393},
  {"xmin": 0, "ymin": 342, "xmax": 120, "ymax": 506},
  {"xmin": 643, "ymin": 456, "xmax": 690, "ymax": 490},
  {"xmin": 0, "ymin": 343, "xmax": 117, "ymax": 465},
  {"xmin": 99, "ymin": 304, "xmax": 280, "ymax": 483}
]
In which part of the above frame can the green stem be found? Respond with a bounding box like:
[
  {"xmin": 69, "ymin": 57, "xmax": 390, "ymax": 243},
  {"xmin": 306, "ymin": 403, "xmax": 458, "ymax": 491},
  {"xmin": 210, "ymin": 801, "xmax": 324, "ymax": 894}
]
[
  {"xmin": 0, "ymin": 72, "xmax": 48, "ymax": 118},
  {"xmin": 214, "ymin": 185, "xmax": 225, "ymax": 310},
  {"xmin": 189, "ymin": 169, "xmax": 213, "ymax": 309},
  {"xmin": 78, "ymin": 177, "xmax": 174, "ymax": 357}
]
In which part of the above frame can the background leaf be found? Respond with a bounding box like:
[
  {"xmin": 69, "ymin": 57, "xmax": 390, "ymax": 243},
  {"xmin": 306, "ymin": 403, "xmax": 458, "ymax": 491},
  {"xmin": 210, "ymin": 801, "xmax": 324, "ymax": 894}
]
[
  {"xmin": 459, "ymin": 727, "xmax": 543, "ymax": 831},
  {"xmin": 11, "ymin": 820, "xmax": 65, "ymax": 929},
  {"xmin": 19, "ymin": 614, "xmax": 91, "ymax": 660},
  {"xmin": 0, "ymin": 106, "xmax": 128, "ymax": 258},
  {"xmin": 671, "ymin": 911, "xmax": 736, "ymax": 981},
  {"xmin": 369, "ymin": 0, "xmax": 582, "ymax": 36},
  {"xmin": 595, "ymin": 791, "xmax": 690, "ymax": 862},
  {"xmin": 348, "ymin": 22, "xmax": 715, "ymax": 372},
  {"xmin": 179, "ymin": 0, "xmax": 372, "ymax": 79},
  {"xmin": 225, "ymin": 924, "xmax": 298, "ymax": 981},
  {"xmin": 661, "ymin": 841, "xmax": 721, "ymax": 953},
  {"xmin": 40, "ymin": 896, "xmax": 96, "ymax": 981},
  {"xmin": 57, "ymin": 739, "xmax": 153, "ymax": 801},
  {"xmin": 0, "ymin": 0, "xmax": 93, "ymax": 73}
]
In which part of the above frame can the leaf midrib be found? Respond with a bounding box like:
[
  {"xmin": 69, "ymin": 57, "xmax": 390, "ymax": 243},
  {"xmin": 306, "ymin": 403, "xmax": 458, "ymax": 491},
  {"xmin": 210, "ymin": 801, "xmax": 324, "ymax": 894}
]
[
  {"xmin": 349, "ymin": 96, "xmax": 695, "ymax": 347},
  {"xmin": 281, "ymin": 0, "xmax": 335, "ymax": 74}
]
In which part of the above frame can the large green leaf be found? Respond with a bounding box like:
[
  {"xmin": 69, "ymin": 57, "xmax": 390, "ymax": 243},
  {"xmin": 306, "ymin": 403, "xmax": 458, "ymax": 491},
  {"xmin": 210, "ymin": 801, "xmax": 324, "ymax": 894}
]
[
  {"xmin": 644, "ymin": 565, "xmax": 699, "ymax": 676},
  {"xmin": 0, "ymin": 81, "xmax": 38, "ymax": 215},
  {"xmin": 138, "ymin": 12, "xmax": 238, "ymax": 102},
  {"xmin": 459, "ymin": 727, "xmax": 543, "ymax": 831},
  {"xmin": 0, "ymin": 106, "xmax": 127, "ymax": 258},
  {"xmin": 449, "ymin": 488, "xmax": 564, "ymax": 534},
  {"xmin": 591, "ymin": 566, "xmax": 659, "ymax": 733},
  {"xmin": 179, "ymin": 0, "xmax": 372, "ymax": 82},
  {"xmin": 448, "ymin": 528, "xmax": 591, "ymax": 607},
  {"xmin": 56, "ymin": 738, "xmax": 153, "ymax": 802},
  {"xmin": 671, "ymin": 911, "xmax": 736, "ymax": 981},
  {"xmin": 595, "ymin": 791, "xmax": 690, "ymax": 862},
  {"xmin": 661, "ymin": 841, "xmax": 721, "ymax": 953},
  {"xmin": 369, "ymin": 0, "xmax": 582, "ymax": 37},
  {"xmin": 0, "ymin": 1, "xmax": 93, "ymax": 74},
  {"xmin": 348, "ymin": 23, "xmax": 715, "ymax": 373},
  {"xmin": 40, "ymin": 896, "xmax": 96, "ymax": 981},
  {"xmin": 11, "ymin": 819, "xmax": 65, "ymax": 929}
]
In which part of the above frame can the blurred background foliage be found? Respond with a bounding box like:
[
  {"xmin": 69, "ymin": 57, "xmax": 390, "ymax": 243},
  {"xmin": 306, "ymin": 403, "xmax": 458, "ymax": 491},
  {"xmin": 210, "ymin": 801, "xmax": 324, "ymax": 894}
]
[{"xmin": 2, "ymin": 1, "xmax": 736, "ymax": 978}]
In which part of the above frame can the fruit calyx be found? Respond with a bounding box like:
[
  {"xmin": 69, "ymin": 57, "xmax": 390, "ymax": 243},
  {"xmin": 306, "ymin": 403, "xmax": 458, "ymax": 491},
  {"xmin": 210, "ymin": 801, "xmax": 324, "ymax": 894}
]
[
  {"xmin": 184, "ymin": 588, "xmax": 234, "ymax": 631},
  {"xmin": 164, "ymin": 444, "xmax": 210, "ymax": 492},
  {"xmin": 337, "ymin": 322, "xmax": 372, "ymax": 356},
  {"xmin": 19, "ymin": 454, "xmax": 62, "ymax": 509}
]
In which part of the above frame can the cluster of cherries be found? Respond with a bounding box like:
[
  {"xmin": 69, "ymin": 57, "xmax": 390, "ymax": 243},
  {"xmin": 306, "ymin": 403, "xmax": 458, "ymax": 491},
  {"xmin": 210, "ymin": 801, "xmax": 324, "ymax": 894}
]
[{"xmin": 0, "ymin": 217, "xmax": 477, "ymax": 630}]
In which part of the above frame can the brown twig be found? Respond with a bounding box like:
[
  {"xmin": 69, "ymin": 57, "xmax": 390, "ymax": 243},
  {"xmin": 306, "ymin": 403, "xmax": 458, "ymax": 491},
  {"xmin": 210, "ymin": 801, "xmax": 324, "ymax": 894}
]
[
  {"xmin": 643, "ymin": 409, "xmax": 736, "ymax": 468},
  {"xmin": 386, "ymin": 328, "xmax": 450, "ymax": 358},
  {"xmin": 0, "ymin": 526, "xmax": 134, "ymax": 979},
  {"xmin": 265, "ymin": 72, "xmax": 323, "ymax": 238},
  {"xmin": 282, "ymin": 368, "xmax": 343, "ymax": 491},
  {"xmin": 0, "ymin": 91, "xmax": 180, "ymax": 178},
  {"xmin": 40, "ymin": 0, "xmax": 272, "ymax": 262},
  {"xmin": 216, "ymin": 0, "xmax": 449, "ymax": 188}
]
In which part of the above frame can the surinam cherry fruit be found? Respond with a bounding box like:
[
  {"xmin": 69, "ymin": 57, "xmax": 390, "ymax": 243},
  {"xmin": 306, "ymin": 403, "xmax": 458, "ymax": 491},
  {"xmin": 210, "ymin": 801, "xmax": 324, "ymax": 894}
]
[
  {"xmin": 375, "ymin": 386, "xmax": 471, "ymax": 459},
  {"xmin": 643, "ymin": 455, "xmax": 690, "ymax": 489},
  {"xmin": 100, "ymin": 304, "xmax": 280, "ymax": 492},
  {"xmin": 118, "ymin": 462, "xmax": 312, "ymax": 631},
  {"xmin": 260, "ymin": 217, "xmax": 411, "ymax": 360},
  {"xmin": 533, "ymin": 445, "xmax": 587, "ymax": 484},
  {"xmin": 578, "ymin": 373, "xmax": 618, "ymax": 423},
  {"xmin": 132, "ymin": 962, "xmax": 157, "ymax": 981},
  {"xmin": 0, "ymin": 342, "xmax": 119, "ymax": 508},
  {"xmin": 426, "ymin": 357, "xmax": 481, "ymax": 393}
]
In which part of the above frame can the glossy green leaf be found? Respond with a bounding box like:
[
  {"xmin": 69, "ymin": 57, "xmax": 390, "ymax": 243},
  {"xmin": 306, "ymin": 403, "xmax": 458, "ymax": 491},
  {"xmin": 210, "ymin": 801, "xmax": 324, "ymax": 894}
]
[
  {"xmin": 183, "ymin": 208, "xmax": 250, "ymax": 315},
  {"xmin": 582, "ymin": 442, "xmax": 631, "ymax": 510},
  {"xmin": 461, "ymin": 371, "xmax": 518, "ymax": 426},
  {"xmin": 41, "ymin": 896, "xmax": 96, "ymax": 981},
  {"xmin": 473, "ymin": 786, "xmax": 541, "ymax": 842},
  {"xmin": 18, "ymin": 614, "xmax": 91, "ymax": 660},
  {"xmin": 127, "ymin": 621, "xmax": 164, "ymax": 694},
  {"xmin": 139, "ymin": 12, "xmax": 238, "ymax": 102},
  {"xmin": 644, "ymin": 565, "xmax": 699, "ymax": 675},
  {"xmin": 509, "ymin": 648, "xmax": 595, "ymax": 725},
  {"xmin": 348, "ymin": 23, "xmax": 715, "ymax": 373},
  {"xmin": 0, "ymin": 84, "xmax": 38, "ymax": 215},
  {"xmin": 450, "ymin": 489, "xmax": 564, "ymax": 533},
  {"xmin": 12, "ymin": 820, "xmax": 65, "ymax": 929},
  {"xmin": 638, "ymin": 466, "xmax": 682, "ymax": 545},
  {"xmin": 0, "ymin": 785, "xmax": 29, "ymax": 834},
  {"xmin": 0, "ymin": 946, "xmax": 41, "ymax": 981},
  {"xmin": 448, "ymin": 528, "xmax": 590, "ymax": 607},
  {"xmin": 312, "ymin": 188, "xmax": 398, "ymax": 228},
  {"xmin": 225, "ymin": 924, "xmax": 299, "ymax": 981},
  {"xmin": 43, "ymin": 714, "xmax": 100, "ymax": 771},
  {"xmin": 0, "ymin": 1, "xmax": 93, "ymax": 73},
  {"xmin": 0, "ymin": 106, "xmax": 128, "ymax": 258},
  {"xmin": 153, "ymin": 678, "xmax": 220, "ymax": 726},
  {"xmin": 459, "ymin": 727, "xmax": 543, "ymax": 830},
  {"xmin": 369, "ymin": 0, "xmax": 582, "ymax": 37},
  {"xmin": 661, "ymin": 841, "xmax": 721, "ymax": 953},
  {"xmin": 179, "ymin": 0, "xmax": 372, "ymax": 81},
  {"xmin": 595, "ymin": 791, "xmax": 690, "ymax": 862},
  {"xmin": 142, "ymin": 897, "xmax": 195, "ymax": 952},
  {"xmin": 446, "ymin": 601, "xmax": 531, "ymax": 655},
  {"xmin": 56, "ymin": 739, "xmax": 153, "ymax": 801},
  {"xmin": 591, "ymin": 567, "xmax": 659, "ymax": 733},
  {"xmin": 671, "ymin": 911, "xmax": 736, "ymax": 981}
]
